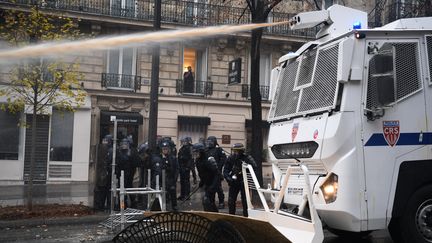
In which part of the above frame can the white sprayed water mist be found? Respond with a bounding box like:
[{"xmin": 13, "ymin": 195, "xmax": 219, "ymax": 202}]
[{"xmin": 0, "ymin": 22, "xmax": 289, "ymax": 60}]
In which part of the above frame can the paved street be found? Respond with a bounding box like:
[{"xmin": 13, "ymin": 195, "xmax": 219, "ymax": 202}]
[{"xmin": 0, "ymin": 182, "xmax": 394, "ymax": 242}]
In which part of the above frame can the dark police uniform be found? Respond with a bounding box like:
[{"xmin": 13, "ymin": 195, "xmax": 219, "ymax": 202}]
[
  {"xmin": 178, "ymin": 140, "xmax": 193, "ymax": 200},
  {"xmin": 206, "ymin": 136, "xmax": 226, "ymax": 208},
  {"xmin": 194, "ymin": 143, "xmax": 220, "ymax": 212},
  {"xmin": 223, "ymin": 146, "xmax": 257, "ymax": 217}
]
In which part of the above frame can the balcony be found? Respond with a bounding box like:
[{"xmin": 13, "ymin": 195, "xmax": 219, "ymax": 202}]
[
  {"xmin": 0, "ymin": 0, "xmax": 316, "ymax": 38},
  {"xmin": 387, "ymin": 1, "xmax": 432, "ymax": 22},
  {"xmin": 241, "ymin": 84, "xmax": 270, "ymax": 100},
  {"xmin": 101, "ymin": 73, "xmax": 141, "ymax": 91},
  {"xmin": 176, "ymin": 79, "xmax": 213, "ymax": 96},
  {"xmin": 368, "ymin": 1, "xmax": 432, "ymax": 27}
]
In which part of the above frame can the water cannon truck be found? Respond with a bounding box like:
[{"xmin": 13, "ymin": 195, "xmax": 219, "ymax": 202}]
[{"xmin": 242, "ymin": 4, "xmax": 432, "ymax": 243}]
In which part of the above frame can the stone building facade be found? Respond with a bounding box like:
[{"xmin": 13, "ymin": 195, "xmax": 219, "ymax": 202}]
[{"xmin": 1, "ymin": 0, "xmax": 418, "ymax": 184}]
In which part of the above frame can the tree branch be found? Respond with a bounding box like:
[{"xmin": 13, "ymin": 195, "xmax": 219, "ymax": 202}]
[
  {"xmin": 246, "ymin": 0, "xmax": 253, "ymax": 12},
  {"xmin": 313, "ymin": 0, "xmax": 321, "ymax": 10},
  {"xmin": 238, "ymin": 6, "xmax": 249, "ymax": 23},
  {"xmin": 264, "ymin": 0, "xmax": 282, "ymax": 17}
]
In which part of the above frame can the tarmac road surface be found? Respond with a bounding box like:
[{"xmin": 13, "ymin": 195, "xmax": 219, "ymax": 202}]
[{"xmin": 0, "ymin": 182, "xmax": 395, "ymax": 243}]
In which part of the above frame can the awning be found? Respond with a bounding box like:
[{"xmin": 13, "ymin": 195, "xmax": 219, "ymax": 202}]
[
  {"xmin": 178, "ymin": 115, "xmax": 211, "ymax": 126},
  {"xmin": 100, "ymin": 111, "xmax": 143, "ymax": 125},
  {"xmin": 245, "ymin": 119, "xmax": 270, "ymax": 129}
]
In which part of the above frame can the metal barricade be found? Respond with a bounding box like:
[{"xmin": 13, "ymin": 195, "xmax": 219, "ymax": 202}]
[
  {"xmin": 101, "ymin": 169, "xmax": 167, "ymax": 230},
  {"xmin": 241, "ymin": 162, "xmax": 324, "ymax": 243}
]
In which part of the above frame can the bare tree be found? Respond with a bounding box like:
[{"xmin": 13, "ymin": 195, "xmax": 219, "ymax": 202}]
[
  {"xmin": 0, "ymin": 6, "xmax": 86, "ymax": 210},
  {"xmin": 245, "ymin": 0, "xmax": 282, "ymax": 185}
]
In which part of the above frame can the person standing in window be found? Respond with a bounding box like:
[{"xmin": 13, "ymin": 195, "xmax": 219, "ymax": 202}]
[{"xmin": 183, "ymin": 66, "xmax": 194, "ymax": 93}]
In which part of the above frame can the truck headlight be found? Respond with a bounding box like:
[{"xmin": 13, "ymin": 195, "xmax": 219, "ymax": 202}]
[
  {"xmin": 271, "ymin": 141, "xmax": 319, "ymax": 159},
  {"xmin": 320, "ymin": 173, "xmax": 338, "ymax": 204}
]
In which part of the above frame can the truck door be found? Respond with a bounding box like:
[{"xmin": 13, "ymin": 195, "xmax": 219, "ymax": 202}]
[{"xmin": 361, "ymin": 39, "xmax": 427, "ymax": 230}]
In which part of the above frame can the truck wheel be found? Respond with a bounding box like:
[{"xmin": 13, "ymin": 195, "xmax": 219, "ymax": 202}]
[{"xmin": 401, "ymin": 185, "xmax": 432, "ymax": 243}]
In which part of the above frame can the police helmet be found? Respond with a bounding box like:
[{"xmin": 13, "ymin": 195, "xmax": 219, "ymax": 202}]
[
  {"xmin": 160, "ymin": 141, "xmax": 170, "ymax": 149},
  {"xmin": 102, "ymin": 134, "xmax": 113, "ymax": 145},
  {"xmin": 192, "ymin": 143, "xmax": 206, "ymax": 153},
  {"xmin": 138, "ymin": 142, "xmax": 149, "ymax": 155},
  {"xmin": 206, "ymin": 136, "xmax": 218, "ymax": 148},
  {"xmin": 231, "ymin": 143, "xmax": 245, "ymax": 153},
  {"xmin": 120, "ymin": 138, "xmax": 130, "ymax": 150}
]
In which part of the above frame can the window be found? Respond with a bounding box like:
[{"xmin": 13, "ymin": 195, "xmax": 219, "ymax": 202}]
[
  {"xmin": 247, "ymin": 52, "xmax": 272, "ymax": 100},
  {"xmin": 260, "ymin": 53, "xmax": 272, "ymax": 87},
  {"xmin": 178, "ymin": 123, "xmax": 207, "ymax": 146},
  {"xmin": 185, "ymin": 0, "xmax": 209, "ymax": 25},
  {"xmin": 111, "ymin": 0, "xmax": 136, "ymax": 17},
  {"xmin": 50, "ymin": 109, "xmax": 74, "ymax": 161},
  {"xmin": 0, "ymin": 110, "xmax": 20, "ymax": 160},
  {"xmin": 366, "ymin": 41, "xmax": 421, "ymax": 109},
  {"xmin": 182, "ymin": 47, "xmax": 208, "ymax": 94},
  {"xmin": 107, "ymin": 47, "xmax": 137, "ymax": 89},
  {"xmin": 183, "ymin": 47, "xmax": 207, "ymax": 81}
]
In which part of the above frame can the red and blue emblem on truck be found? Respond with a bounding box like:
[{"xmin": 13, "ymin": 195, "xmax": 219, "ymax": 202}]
[
  {"xmin": 292, "ymin": 123, "xmax": 299, "ymax": 142},
  {"xmin": 365, "ymin": 121, "xmax": 432, "ymax": 147},
  {"xmin": 383, "ymin": 121, "xmax": 400, "ymax": 147}
]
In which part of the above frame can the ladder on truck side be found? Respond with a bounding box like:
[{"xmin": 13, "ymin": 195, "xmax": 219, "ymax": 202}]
[{"xmin": 242, "ymin": 163, "xmax": 324, "ymax": 243}]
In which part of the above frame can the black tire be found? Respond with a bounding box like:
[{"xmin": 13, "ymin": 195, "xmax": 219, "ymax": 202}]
[
  {"xmin": 388, "ymin": 217, "xmax": 403, "ymax": 243},
  {"xmin": 327, "ymin": 227, "xmax": 372, "ymax": 239},
  {"xmin": 400, "ymin": 185, "xmax": 432, "ymax": 243}
]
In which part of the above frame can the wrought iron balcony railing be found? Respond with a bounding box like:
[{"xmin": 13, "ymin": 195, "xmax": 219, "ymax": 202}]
[
  {"xmin": 369, "ymin": 1, "xmax": 432, "ymax": 27},
  {"xmin": 101, "ymin": 73, "xmax": 141, "ymax": 91},
  {"xmin": 241, "ymin": 84, "xmax": 270, "ymax": 100},
  {"xmin": 176, "ymin": 79, "xmax": 213, "ymax": 96},
  {"xmin": 387, "ymin": 1, "xmax": 432, "ymax": 22},
  {"xmin": 0, "ymin": 0, "xmax": 316, "ymax": 38}
]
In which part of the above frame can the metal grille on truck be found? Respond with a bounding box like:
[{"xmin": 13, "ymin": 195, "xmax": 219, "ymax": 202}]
[
  {"xmin": 366, "ymin": 42, "xmax": 421, "ymax": 109},
  {"xmin": 426, "ymin": 36, "xmax": 432, "ymax": 84},
  {"xmin": 273, "ymin": 61, "xmax": 299, "ymax": 117},
  {"xmin": 270, "ymin": 42, "xmax": 340, "ymax": 120},
  {"xmin": 298, "ymin": 44, "xmax": 339, "ymax": 112},
  {"xmin": 296, "ymin": 48, "xmax": 317, "ymax": 87}
]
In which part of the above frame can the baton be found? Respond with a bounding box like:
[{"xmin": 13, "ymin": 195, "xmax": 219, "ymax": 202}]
[{"xmin": 180, "ymin": 185, "xmax": 201, "ymax": 204}]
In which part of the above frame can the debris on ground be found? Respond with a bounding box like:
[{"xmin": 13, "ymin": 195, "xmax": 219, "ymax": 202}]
[{"xmin": 0, "ymin": 204, "xmax": 94, "ymax": 220}]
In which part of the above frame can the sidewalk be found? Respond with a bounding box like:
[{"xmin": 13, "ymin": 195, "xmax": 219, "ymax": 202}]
[
  {"xmin": 0, "ymin": 181, "xmax": 226, "ymax": 242},
  {"xmin": 0, "ymin": 182, "xmax": 94, "ymax": 207}
]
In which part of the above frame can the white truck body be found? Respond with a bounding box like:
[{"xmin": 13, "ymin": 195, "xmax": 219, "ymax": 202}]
[{"xmin": 265, "ymin": 4, "xmax": 432, "ymax": 242}]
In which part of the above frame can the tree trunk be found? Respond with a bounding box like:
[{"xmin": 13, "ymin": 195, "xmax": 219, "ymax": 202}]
[
  {"xmin": 249, "ymin": 7, "xmax": 266, "ymax": 186},
  {"xmin": 27, "ymin": 104, "xmax": 37, "ymax": 211},
  {"xmin": 250, "ymin": 28, "xmax": 264, "ymax": 185},
  {"xmin": 27, "ymin": 30, "xmax": 39, "ymax": 211}
]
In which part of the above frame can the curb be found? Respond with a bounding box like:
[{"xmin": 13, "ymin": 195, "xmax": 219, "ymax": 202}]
[{"xmin": 0, "ymin": 213, "xmax": 110, "ymax": 229}]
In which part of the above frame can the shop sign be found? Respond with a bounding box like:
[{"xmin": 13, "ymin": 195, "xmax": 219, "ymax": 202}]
[{"xmin": 228, "ymin": 58, "xmax": 241, "ymax": 85}]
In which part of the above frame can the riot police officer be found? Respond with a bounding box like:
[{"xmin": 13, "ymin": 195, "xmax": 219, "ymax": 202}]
[
  {"xmin": 160, "ymin": 141, "xmax": 179, "ymax": 211},
  {"xmin": 205, "ymin": 136, "xmax": 226, "ymax": 209},
  {"xmin": 193, "ymin": 143, "xmax": 220, "ymax": 212},
  {"xmin": 177, "ymin": 137, "xmax": 193, "ymax": 200},
  {"xmin": 223, "ymin": 143, "xmax": 257, "ymax": 217},
  {"xmin": 159, "ymin": 136, "xmax": 177, "ymax": 157},
  {"xmin": 116, "ymin": 138, "xmax": 137, "ymax": 207},
  {"xmin": 94, "ymin": 134, "xmax": 113, "ymax": 211}
]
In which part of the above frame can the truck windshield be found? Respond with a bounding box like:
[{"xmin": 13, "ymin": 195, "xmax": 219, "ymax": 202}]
[{"xmin": 269, "ymin": 42, "xmax": 341, "ymax": 121}]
